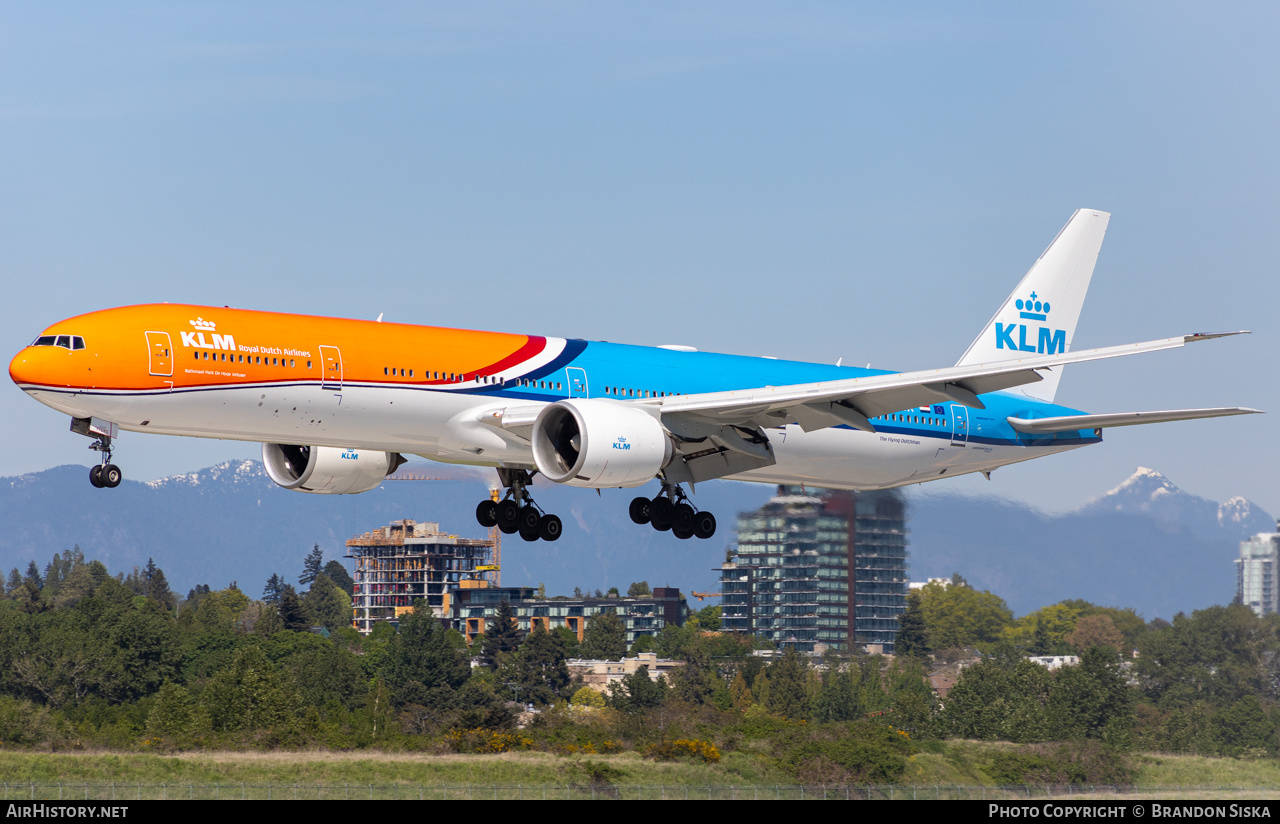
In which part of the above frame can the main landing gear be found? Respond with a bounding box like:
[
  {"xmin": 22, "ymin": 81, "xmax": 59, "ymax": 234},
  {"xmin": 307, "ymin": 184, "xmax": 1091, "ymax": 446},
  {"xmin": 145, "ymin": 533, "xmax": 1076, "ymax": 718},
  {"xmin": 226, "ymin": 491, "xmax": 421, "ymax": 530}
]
[
  {"xmin": 629, "ymin": 482, "xmax": 716, "ymax": 540},
  {"xmin": 87, "ymin": 435, "xmax": 122, "ymax": 489},
  {"xmin": 475, "ymin": 469, "xmax": 562, "ymax": 543}
]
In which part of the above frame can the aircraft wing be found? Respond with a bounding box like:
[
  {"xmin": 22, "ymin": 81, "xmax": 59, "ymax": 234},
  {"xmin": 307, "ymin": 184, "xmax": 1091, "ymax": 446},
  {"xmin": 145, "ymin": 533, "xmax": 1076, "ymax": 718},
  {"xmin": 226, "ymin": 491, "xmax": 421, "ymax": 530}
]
[
  {"xmin": 644, "ymin": 331, "xmax": 1250, "ymax": 433},
  {"xmin": 1007, "ymin": 407, "xmax": 1262, "ymax": 434}
]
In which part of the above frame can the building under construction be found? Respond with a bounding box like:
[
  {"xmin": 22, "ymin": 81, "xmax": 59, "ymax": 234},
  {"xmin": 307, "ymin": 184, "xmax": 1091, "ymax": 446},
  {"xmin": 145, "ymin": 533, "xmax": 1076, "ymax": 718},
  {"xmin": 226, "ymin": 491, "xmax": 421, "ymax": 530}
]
[{"xmin": 345, "ymin": 519, "xmax": 496, "ymax": 634}]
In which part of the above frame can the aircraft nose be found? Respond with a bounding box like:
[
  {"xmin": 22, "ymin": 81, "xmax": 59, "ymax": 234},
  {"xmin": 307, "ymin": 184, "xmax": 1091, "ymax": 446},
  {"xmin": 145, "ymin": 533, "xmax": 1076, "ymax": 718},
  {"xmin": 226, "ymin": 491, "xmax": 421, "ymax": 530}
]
[{"xmin": 9, "ymin": 348, "xmax": 37, "ymax": 387}]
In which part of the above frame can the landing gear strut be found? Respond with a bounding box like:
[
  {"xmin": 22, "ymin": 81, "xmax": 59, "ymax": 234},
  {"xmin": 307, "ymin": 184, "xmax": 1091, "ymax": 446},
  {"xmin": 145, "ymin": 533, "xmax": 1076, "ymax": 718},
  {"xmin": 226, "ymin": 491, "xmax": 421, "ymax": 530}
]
[
  {"xmin": 629, "ymin": 480, "xmax": 716, "ymax": 540},
  {"xmin": 74, "ymin": 418, "xmax": 122, "ymax": 489},
  {"xmin": 475, "ymin": 469, "xmax": 562, "ymax": 542}
]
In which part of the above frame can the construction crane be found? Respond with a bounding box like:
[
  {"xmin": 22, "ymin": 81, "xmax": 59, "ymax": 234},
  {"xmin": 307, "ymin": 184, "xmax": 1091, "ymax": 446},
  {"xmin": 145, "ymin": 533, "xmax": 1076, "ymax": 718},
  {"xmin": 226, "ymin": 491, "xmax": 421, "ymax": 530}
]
[{"xmin": 487, "ymin": 488, "xmax": 501, "ymax": 586}]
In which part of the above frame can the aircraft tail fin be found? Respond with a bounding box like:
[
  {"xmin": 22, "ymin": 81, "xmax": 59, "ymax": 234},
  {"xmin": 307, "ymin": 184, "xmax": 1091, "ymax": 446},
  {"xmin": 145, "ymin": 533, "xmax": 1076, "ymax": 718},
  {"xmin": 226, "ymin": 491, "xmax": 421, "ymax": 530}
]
[{"xmin": 956, "ymin": 208, "xmax": 1111, "ymax": 403}]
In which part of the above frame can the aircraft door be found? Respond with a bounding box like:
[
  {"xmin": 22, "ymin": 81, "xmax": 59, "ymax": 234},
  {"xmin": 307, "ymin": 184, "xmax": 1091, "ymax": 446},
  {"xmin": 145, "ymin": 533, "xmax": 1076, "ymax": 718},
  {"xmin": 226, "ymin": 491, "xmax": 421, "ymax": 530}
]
[
  {"xmin": 145, "ymin": 332, "xmax": 173, "ymax": 377},
  {"xmin": 567, "ymin": 367, "xmax": 588, "ymax": 398},
  {"xmin": 319, "ymin": 345, "xmax": 343, "ymax": 390},
  {"xmin": 950, "ymin": 405, "xmax": 969, "ymax": 447}
]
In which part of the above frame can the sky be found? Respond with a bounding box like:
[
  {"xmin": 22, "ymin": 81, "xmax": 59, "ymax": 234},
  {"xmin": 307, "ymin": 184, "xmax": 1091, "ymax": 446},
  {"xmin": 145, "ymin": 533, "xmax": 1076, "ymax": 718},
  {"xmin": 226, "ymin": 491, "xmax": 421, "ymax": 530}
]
[{"xmin": 2, "ymin": 2, "xmax": 1276, "ymax": 516}]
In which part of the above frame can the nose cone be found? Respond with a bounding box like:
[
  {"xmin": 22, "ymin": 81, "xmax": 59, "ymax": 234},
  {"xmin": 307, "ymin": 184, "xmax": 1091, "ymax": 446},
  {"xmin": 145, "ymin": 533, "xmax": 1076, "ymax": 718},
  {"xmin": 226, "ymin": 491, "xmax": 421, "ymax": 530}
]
[{"xmin": 9, "ymin": 347, "xmax": 38, "ymax": 387}]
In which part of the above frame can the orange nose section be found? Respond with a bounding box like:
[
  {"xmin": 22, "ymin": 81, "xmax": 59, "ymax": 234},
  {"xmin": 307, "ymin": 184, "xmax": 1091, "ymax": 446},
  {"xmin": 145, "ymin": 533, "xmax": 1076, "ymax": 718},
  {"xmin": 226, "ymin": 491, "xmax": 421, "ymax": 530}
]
[
  {"xmin": 9, "ymin": 348, "xmax": 37, "ymax": 387},
  {"xmin": 9, "ymin": 346, "xmax": 77, "ymax": 389}
]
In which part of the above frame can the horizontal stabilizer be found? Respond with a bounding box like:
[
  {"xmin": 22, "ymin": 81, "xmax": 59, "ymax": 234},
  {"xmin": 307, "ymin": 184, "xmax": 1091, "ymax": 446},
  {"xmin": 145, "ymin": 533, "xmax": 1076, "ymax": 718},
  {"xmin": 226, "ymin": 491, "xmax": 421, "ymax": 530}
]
[{"xmin": 1007, "ymin": 407, "xmax": 1262, "ymax": 434}]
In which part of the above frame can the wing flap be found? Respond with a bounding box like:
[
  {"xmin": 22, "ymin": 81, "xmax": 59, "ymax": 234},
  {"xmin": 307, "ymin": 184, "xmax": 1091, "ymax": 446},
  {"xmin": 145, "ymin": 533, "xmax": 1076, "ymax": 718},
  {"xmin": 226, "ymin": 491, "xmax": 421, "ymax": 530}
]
[{"xmin": 1007, "ymin": 407, "xmax": 1262, "ymax": 434}]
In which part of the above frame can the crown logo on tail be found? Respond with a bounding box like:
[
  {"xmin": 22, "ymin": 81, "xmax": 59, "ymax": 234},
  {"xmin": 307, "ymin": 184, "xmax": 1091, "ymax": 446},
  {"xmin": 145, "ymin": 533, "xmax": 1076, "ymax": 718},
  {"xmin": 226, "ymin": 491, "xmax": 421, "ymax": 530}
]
[{"xmin": 1016, "ymin": 292, "xmax": 1050, "ymax": 321}]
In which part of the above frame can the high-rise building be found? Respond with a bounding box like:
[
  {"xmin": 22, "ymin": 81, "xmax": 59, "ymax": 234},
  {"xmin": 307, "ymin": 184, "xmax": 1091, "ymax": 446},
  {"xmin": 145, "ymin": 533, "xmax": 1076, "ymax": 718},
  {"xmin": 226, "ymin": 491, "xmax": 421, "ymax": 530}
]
[
  {"xmin": 1237, "ymin": 525, "xmax": 1280, "ymax": 617},
  {"xmin": 345, "ymin": 519, "xmax": 495, "ymax": 633},
  {"xmin": 720, "ymin": 485, "xmax": 908, "ymax": 653}
]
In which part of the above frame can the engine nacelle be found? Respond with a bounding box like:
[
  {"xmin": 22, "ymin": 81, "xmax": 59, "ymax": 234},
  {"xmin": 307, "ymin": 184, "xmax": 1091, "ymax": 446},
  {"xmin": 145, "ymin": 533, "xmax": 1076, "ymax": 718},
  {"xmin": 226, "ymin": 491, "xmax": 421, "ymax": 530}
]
[
  {"xmin": 262, "ymin": 443, "xmax": 405, "ymax": 494},
  {"xmin": 532, "ymin": 398, "xmax": 672, "ymax": 488}
]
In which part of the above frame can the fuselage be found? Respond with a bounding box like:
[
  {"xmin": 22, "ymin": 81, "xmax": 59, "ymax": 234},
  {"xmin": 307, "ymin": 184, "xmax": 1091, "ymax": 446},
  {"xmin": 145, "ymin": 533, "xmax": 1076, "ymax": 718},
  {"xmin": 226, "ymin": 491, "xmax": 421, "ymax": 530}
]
[{"xmin": 8, "ymin": 303, "xmax": 1101, "ymax": 489}]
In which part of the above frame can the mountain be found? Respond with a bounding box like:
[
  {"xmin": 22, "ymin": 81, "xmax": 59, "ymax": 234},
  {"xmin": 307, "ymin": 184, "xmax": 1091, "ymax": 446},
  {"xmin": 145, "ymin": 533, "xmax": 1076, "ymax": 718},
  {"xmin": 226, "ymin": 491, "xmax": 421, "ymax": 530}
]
[
  {"xmin": 0, "ymin": 462, "xmax": 1270, "ymax": 621},
  {"xmin": 0, "ymin": 461, "xmax": 773, "ymax": 600},
  {"xmin": 906, "ymin": 468, "xmax": 1275, "ymax": 619},
  {"xmin": 1078, "ymin": 466, "xmax": 1275, "ymax": 543}
]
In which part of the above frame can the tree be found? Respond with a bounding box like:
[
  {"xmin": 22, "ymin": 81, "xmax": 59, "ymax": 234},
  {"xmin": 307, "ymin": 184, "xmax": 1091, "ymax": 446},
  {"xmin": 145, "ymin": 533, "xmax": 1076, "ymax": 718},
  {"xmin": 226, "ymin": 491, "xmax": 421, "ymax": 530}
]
[
  {"xmin": 199, "ymin": 644, "xmax": 302, "ymax": 732},
  {"xmin": 262, "ymin": 573, "xmax": 287, "ymax": 605},
  {"xmin": 322, "ymin": 561, "xmax": 354, "ymax": 597},
  {"xmin": 916, "ymin": 579, "xmax": 1014, "ymax": 651},
  {"xmin": 764, "ymin": 648, "xmax": 810, "ymax": 719},
  {"xmin": 627, "ymin": 581, "xmax": 651, "ymax": 597},
  {"xmin": 942, "ymin": 654, "xmax": 1055, "ymax": 742},
  {"xmin": 302, "ymin": 573, "xmax": 351, "ymax": 631},
  {"xmin": 300, "ymin": 545, "xmax": 324, "ymax": 589},
  {"xmin": 606, "ymin": 666, "xmax": 668, "ymax": 713},
  {"xmin": 1048, "ymin": 646, "xmax": 1134, "ymax": 745},
  {"xmin": 579, "ymin": 609, "xmax": 628, "ymax": 661},
  {"xmin": 278, "ymin": 585, "xmax": 310, "ymax": 631},
  {"xmin": 895, "ymin": 590, "xmax": 929, "ymax": 656},
  {"xmin": 482, "ymin": 599, "xmax": 522, "ymax": 669},
  {"xmin": 606, "ymin": 586, "xmax": 620, "ymax": 599},
  {"xmin": 382, "ymin": 602, "xmax": 470, "ymax": 710},
  {"xmin": 1135, "ymin": 604, "xmax": 1274, "ymax": 710},
  {"xmin": 694, "ymin": 604, "xmax": 721, "ymax": 631},
  {"xmin": 572, "ymin": 685, "xmax": 605, "ymax": 708},
  {"xmin": 508, "ymin": 622, "xmax": 573, "ymax": 706},
  {"xmin": 1066, "ymin": 614, "xmax": 1125, "ymax": 655},
  {"xmin": 24, "ymin": 561, "xmax": 43, "ymax": 591}
]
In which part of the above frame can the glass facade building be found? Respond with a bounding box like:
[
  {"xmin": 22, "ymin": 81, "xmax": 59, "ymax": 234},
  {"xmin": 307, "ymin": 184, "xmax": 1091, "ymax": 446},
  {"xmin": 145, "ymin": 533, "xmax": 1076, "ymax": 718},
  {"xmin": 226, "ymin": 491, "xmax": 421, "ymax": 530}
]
[
  {"xmin": 720, "ymin": 485, "xmax": 908, "ymax": 653},
  {"xmin": 1237, "ymin": 530, "xmax": 1280, "ymax": 617}
]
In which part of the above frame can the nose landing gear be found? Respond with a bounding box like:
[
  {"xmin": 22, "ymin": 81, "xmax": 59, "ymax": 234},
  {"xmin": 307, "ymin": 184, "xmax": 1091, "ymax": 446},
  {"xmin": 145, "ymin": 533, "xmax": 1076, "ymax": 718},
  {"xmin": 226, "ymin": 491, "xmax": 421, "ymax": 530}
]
[
  {"xmin": 630, "ymin": 481, "xmax": 716, "ymax": 540},
  {"xmin": 475, "ymin": 469, "xmax": 562, "ymax": 542}
]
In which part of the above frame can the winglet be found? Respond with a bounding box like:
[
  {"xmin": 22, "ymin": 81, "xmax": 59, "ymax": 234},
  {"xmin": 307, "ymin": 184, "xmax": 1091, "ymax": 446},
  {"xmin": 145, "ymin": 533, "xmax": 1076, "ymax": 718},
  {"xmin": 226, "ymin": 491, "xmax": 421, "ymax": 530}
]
[{"xmin": 1185, "ymin": 331, "xmax": 1250, "ymax": 342}]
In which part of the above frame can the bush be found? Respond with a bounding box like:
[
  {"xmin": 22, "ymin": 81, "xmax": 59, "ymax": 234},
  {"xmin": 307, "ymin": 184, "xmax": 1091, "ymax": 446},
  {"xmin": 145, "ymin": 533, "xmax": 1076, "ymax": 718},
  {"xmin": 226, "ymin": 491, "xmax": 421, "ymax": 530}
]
[
  {"xmin": 985, "ymin": 741, "xmax": 1134, "ymax": 785},
  {"xmin": 645, "ymin": 738, "xmax": 722, "ymax": 764},
  {"xmin": 442, "ymin": 728, "xmax": 533, "ymax": 754},
  {"xmin": 774, "ymin": 721, "xmax": 914, "ymax": 784}
]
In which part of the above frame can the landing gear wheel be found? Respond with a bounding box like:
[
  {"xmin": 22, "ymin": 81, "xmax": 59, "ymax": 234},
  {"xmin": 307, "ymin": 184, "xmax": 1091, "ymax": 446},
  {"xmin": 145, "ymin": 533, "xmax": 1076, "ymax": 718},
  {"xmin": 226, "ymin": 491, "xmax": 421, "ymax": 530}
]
[
  {"xmin": 89, "ymin": 465, "xmax": 104, "ymax": 488},
  {"xmin": 673, "ymin": 503, "xmax": 695, "ymax": 531},
  {"xmin": 672, "ymin": 525, "xmax": 694, "ymax": 540},
  {"xmin": 539, "ymin": 514, "xmax": 562, "ymax": 542},
  {"xmin": 497, "ymin": 500, "xmax": 520, "ymax": 534},
  {"xmin": 476, "ymin": 500, "xmax": 498, "ymax": 528},
  {"xmin": 693, "ymin": 511, "xmax": 717, "ymax": 540},
  {"xmin": 651, "ymin": 496, "xmax": 673, "ymax": 529},
  {"xmin": 629, "ymin": 496, "xmax": 651, "ymax": 525},
  {"xmin": 518, "ymin": 505, "xmax": 541, "ymax": 534},
  {"xmin": 519, "ymin": 524, "xmax": 540, "ymax": 542},
  {"xmin": 102, "ymin": 464, "xmax": 122, "ymax": 488}
]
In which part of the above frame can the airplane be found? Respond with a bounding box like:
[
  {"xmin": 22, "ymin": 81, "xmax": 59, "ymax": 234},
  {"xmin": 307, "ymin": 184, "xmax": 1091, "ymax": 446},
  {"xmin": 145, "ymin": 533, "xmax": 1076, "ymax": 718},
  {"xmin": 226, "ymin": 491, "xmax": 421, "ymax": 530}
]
[{"xmin": 8, "ymin": 209, "xmax": 1261, "ymax": 543}]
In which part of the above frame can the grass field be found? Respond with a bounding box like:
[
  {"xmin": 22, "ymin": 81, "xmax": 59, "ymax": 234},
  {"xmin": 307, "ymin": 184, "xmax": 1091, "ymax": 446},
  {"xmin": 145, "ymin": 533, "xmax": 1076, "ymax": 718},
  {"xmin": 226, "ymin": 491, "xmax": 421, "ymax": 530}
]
[{"xmin": 2, "ymin": 745, "xmax": 1280, "ymax": 798}]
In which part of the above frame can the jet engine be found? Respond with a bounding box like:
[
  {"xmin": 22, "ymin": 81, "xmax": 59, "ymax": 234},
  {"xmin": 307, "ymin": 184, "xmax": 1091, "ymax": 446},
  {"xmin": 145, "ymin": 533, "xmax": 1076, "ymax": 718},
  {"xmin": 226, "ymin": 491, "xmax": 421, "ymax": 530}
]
[
  {"xmin": 262, "ymin": 443, "xmax": 406, "ymax": 494},
  {"xmin": 532, "ymin": 398, "xmax": 672, "ymax": 488}
]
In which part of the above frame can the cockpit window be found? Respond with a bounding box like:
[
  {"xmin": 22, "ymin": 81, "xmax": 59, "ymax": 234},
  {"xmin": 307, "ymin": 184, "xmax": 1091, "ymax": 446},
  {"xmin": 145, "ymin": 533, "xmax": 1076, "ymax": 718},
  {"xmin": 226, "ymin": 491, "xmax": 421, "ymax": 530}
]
[{"xmin": 30, "ymin": 335, "xmax": 85, "ymax": 350}]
